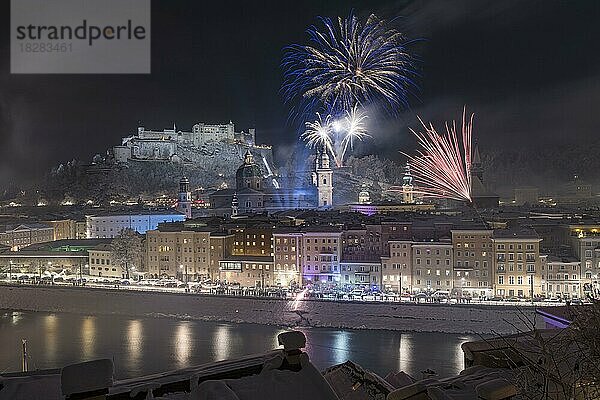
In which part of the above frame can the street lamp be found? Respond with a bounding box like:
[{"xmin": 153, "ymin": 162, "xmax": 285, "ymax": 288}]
[
  {"xmin": 78, "ymin": 261, "xmax": 84, "ymax": 285},
  {"xmin": 530, "ymin": 275, "xmax": 534, "ymax": 305},
  {"xmin": 460, "ymin": 277, "xmax": 465, "ymax": 303},
  {"xmin": 179, "ymin": 264, "xmax": 187, "ymax": 285},
  {"xmin": 541, "ymin": 279, "xmax": 546, "ymax": 298},
  {"xmin": 9, "ymin": 260, "xmax": 13, "ymax": 282}
]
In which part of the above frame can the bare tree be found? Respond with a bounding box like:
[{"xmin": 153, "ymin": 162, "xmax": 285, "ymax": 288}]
[
  {"xmin": 487, "ymin": 303, "xmax": 600, "ymax": 399},
  {"xmin": 110, "ymin": 229, "xmax": 143, "ymax": 280}
]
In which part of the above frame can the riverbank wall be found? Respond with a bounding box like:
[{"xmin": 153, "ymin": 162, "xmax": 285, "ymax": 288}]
[{"xmin": 0, "ymin": 284, "xmax": 540, "ymax": 334}]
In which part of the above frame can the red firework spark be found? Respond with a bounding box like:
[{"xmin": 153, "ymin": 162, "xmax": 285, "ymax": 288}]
[{"xmin": 403, "ymin": 108, "xmax": 474, "ymax": 202}]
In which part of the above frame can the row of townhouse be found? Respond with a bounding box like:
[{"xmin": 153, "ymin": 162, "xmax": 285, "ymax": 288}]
[
  {"xmin": 143, "ymin": 220, "xmax": 591, "ymax": 298},
  {"xmin": 380, "ymin": 228, "xmax": 584, "ymax": 299},
  {"xmin": 145, "ymin": 228, "xmax": 234, "ymax": 281},
  {"xmin": 0, "ymin": 223, "xmax": 54, "ymax": 250},
  {"xmin": 145, "ymin": 221, "xmax": 278, "ymax": 287},
  {"xmin": 567, "ymin": 226, "xmax": 600, "ymax": 297},
  {"xmin": 275, "ymin": 226, "xmax": 587, "ymax": 299}
]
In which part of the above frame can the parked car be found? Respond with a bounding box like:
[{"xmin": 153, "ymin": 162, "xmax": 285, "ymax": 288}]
[{"xmin": 414, "ymin": 292, "xmax": 428, "ymax": 303}]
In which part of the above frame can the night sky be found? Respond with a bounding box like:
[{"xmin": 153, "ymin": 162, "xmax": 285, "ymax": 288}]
[{"xmin": 0, "ymin": 0, "xmax": 599, "ymax": 186}]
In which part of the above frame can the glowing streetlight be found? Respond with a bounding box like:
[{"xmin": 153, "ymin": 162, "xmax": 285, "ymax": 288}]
[{"xmin": 179, "ymin": 264, "xmax": 187, "ymax": 284}]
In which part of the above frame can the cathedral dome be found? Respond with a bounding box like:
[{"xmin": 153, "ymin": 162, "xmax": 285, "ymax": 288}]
[{"xmin": 236, "ymin": 151, "xmax": 263, "ymax": 190}]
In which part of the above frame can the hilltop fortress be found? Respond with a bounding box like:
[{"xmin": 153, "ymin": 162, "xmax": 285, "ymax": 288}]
[{"xmin": 112, "ymin": 121, "xmax": 273, "ymax": 170}]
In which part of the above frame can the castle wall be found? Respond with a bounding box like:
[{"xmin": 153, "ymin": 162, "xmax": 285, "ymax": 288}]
[
  {"xmin": 113, "ymin": 146, "xmax": 131, "ymax": 163},
  {"xmin": 131, "ymin": 140, "xmax": 176, "ymax": 160}
]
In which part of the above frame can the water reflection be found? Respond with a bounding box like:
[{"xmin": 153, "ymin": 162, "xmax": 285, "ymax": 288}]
[
  {"xmin": 398, "ymin": 333, "xmax": 469, "ymax": 378},
  {"xmin": 44, "ymin": 314, "xmax": 57, "ymax": 363},
  {"xmin": 126, "ymin": 319, "xmax": 143, "ymax": 371},
  {"xmin": 0, "ymin": 310, "xmax": 478, "ymax": 379},
  {"xmin": 174, "ymin": 322, "xmax": 194, "ymax": 368},
  {"xmin": 332, "ymin": 330, "xmax": 351, "ymax": 365},
  {"xmin": 81, "ymin": 316, "xmax": 96, "ymax": 359},
  {"xmin": 213, "ymin": 324, "xmax": 231, "ymax": 361},
  {"xmin": 11, "ymin": 311, "xmax": 23, "ymax": 325},
  {"xmin": 398, "ymin": 333, "xmax": 412, "ymax": 373},
  {"xmin": 454, "ymin": 336, "xmax": 471, "ymax": 372}
]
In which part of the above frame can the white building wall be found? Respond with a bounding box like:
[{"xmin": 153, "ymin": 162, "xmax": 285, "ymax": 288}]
[{"xmin": 86, "ymin": 213, "xmax": 185, "ymax": 238}]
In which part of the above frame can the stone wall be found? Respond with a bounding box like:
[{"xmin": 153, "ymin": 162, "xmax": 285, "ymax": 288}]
[{"xmin": 0, "ymin": 285, "xmax": 541, "ymax": 335}]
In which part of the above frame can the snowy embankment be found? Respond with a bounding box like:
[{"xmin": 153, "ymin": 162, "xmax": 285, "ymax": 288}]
[{"xmin": 0, "ymin": 285, "xmax": 538, "ymax": 334}]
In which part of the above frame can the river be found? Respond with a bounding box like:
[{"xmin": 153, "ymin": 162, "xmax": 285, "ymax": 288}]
[{"xmin": 0, "ymin": 310, "xmax": 481, "ymax": 380}]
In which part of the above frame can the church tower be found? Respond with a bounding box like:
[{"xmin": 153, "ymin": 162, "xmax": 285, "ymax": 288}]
[
  {"xmin": 470, "ymin": 143, "xmax": 484, "ymax": 182},
  {"xmin": 176, "ymin": 176, "xmax": 192, "ymax": 218},
  {"xmin": 469, "ymin": 142, "xmax": 499, "ymax": 208},
  {"xmin": 231, "ymin": 192, "xmax": 239, "ymax": 217},
  {"xmin": 402, "ymin": 163, "xmax": 414, "ymax": 204},
  {"xmin": 314, "ymin": 150, "xmax": 333, "ymax": 208}
]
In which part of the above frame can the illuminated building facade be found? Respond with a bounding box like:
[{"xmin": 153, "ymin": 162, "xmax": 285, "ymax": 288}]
[
  {"xmin": 411, "ymin": 241, "xmax": 454, "ymax": 293},
  {"xmin": 451, "ymin": 229, "xmax": 493, "ymax": 298},
  {"xmin": 381, "ymin": 240, "xmax": 413, "ymax": 293},
  {"xmin": 273, "ymin": 231, "xmax": 302, "ymax": 287},
  {"xmin": 145, "ymin": 228, "xmax": 212, "ymax": 280},
  {"xmin": 492, "ymin": 228, "xmax": 542, "ymax": 298},
  {"xmin": 86, "ymin": 212, "xmax": 185, "ymax": 239},
  {"xmin": 300, "ymin": 230, "xmax": 342, "ymax": 286}
]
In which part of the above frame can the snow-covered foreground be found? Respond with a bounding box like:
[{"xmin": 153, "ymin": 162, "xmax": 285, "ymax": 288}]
[{"xmin": 0, "ymin": 285, "xmax": 538, "ymax": 334}]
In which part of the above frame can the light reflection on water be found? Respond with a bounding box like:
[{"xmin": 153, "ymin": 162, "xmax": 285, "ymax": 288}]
[
  {"xmin": 332, "ymin": 330, "xmax": 351, "ymax": 365},
  {"xmin": 213, "ymin": 324, "xmax": 231, "ymax": 361},
  {"xmin": 0, "ymin": 310, "xmax": 479, "ymax": 379},
  {"xmin": 126, "ymin": 319, "xmax": 143, "ymax": 372},
  {"xmin": 44, "ymin": 314, "xmax": 57, "ymax": 364},
  {"xmin": 81, "ymin": 316, "xmax": 96, "ymax": 360},
  {"xmin": 11, "ymin": 311, "xmax": 23, "ymax": 325},
  {"xmin": 174, "ymin": 322, "xmax": 194, "ymax": 369}
]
